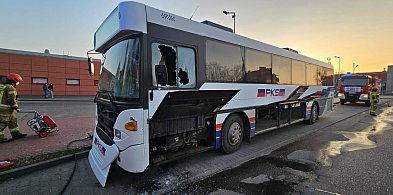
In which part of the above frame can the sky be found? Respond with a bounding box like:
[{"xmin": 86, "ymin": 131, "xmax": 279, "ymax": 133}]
[{"xmin": 0, "ymin": 0, "xmax": 392, "ymax": 73}]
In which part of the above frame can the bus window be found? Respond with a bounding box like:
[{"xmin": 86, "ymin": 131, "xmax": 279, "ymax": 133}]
[
  {"xmin": 306, "ymin": 64, "xmax": 318, "ymax": 85},
  {"xmin": 291, "ymin": 60, "xmax": 306, "ymax": 85},
  {"xmin": 177, "ymin": 47, "xmax": 196, "ymax": 88},
  {"xmin": 317, "ymin": 66, "xmax": 323, "ymax": 86},
  {"xmin": 152, "ymin": 43, "xmax": 196, "ymax": 88},
  {"xmin": 245, "ymin": 48, "xmax": 272, "ymax": 84},
  {"xmin": 272, "ymin": 55, "xmax": 291, "ymax": 84},
  {"xmin": 206, "ymin": 40, "xmax": 244, "ymax": 82},
  {"xmin": 321, "ymin": 67, "xmax": 334, "ymax": 86}
]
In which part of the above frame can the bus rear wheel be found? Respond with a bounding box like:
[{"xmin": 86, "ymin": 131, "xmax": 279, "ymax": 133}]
[
  {"xmin": 307, "ymin": 103, "xmax": 318, "ymax": 125},
  {"xmin": 221, "ymin": 114, "xmax": 244, "ymax": 154}
]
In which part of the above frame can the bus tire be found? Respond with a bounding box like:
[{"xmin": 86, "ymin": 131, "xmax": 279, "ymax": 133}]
[
  {"xmin": 307, "ymin": 103, "xmax": 318, "ymax": 125},
  {"xmin": 365, "ymin": 101, "xmax": 371, "ymax": 106},
  {"xmin": 221, "ymin": 114, "xmax": 244, "ymax": 154},
  {"xmin": 340, "ymin": 100, "xmax": 346, "ymax": 105}
]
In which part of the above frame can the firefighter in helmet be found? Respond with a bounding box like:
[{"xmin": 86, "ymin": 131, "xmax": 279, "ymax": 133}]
[
  {"xmin": 369, "ymin": 86, "xmax": 379, "ymax": 116},
  {"xmin": 0, "ymin": 73, "xmax": 27, "ymax": 142}
]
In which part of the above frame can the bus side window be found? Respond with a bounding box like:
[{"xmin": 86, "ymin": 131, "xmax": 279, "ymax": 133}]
[
  {"xmin": 152, "ymin": 43, "xmax": 177, "ymax": 86},
  {"xmin": 158, "ymin": 45, "xmax": 177, "ymax": 86},
  {"xmin": 152, "ymin": 43, "xmax": 196, "ymax": 88},
  {"xmin": 177, "ymin": 47, "xmax": 196, "ymax": 88}
]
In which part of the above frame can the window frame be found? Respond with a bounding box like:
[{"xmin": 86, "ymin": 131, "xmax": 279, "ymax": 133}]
[
  {"xmin": 205, "ymin": 39, "xmax": 245, "ymax": 83},
  {"xmin": 150, "ymin": 41, "xmax": 197, "ymax": 89},
  {"xmin": 66, "ymin": 79, "xmax": 80, "ymax": 86},
  {"xmin": 272, "ymin": 54, "xmax": 292, "ymax": 84},
  {"xmin": 32, "ymin": 77, "xmax": 48, "ymax": 84}
]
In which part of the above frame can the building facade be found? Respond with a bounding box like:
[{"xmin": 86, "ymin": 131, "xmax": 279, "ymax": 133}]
[
  {"xmin": 387, "ymin": 65, "xmax": 393, "ymax": 94},
  {"xmin": 0, "ymin": 48, "xmax": 100, "ymax": 96}
]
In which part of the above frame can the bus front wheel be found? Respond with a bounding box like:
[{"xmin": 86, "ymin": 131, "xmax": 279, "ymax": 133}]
[{"xmin": 221, "ymin": 114, "xmax": 244, "ymax": 154}]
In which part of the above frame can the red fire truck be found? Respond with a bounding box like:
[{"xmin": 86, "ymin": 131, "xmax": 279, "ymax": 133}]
[{"xmin": 338, "ymin": 74, "xmax": 381, "ymax": 105}]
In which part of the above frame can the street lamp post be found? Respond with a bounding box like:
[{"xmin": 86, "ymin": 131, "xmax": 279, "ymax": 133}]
[
  {"xmin": 353, "ymin": 63, "xmax": 359, "ymax": 73},
  {"xmin": 334, "ymin": 56, "xmax": 341, "ymax": 74},
  {"xmin": 223, "ymin": 10, "xmax": 236, "ymax": 33}
]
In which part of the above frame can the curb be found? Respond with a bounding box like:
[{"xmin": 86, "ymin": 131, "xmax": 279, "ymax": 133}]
[{"xmin": 0, "ymin": 150, "xmax": 89, "ymax": 182}]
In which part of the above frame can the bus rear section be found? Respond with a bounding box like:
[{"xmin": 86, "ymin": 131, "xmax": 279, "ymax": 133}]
[{"xmin": 338, "ymin": 74, "xmax": 381, "ymax": 105}]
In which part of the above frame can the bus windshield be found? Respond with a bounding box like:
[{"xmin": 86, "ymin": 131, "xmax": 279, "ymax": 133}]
[
  {"xmin": 98, "ymin": 37, "xmax": 140, "ymax": 101},
  {"xmin": 341, "ymin": 78, "xmax": 368, "ymax": 86}
]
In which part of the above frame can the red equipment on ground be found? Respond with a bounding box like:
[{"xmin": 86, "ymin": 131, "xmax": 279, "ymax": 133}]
[
  {"xmin": 0, "ymin": 159, "xmax": 15, "ymax": 169},
  {"xmin": 21, "ymin": 110, "xmax": 59, "ymax": 138}
]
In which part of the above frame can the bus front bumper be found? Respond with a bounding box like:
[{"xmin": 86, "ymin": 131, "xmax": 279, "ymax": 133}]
[{"xmin": 88, "ymin": 130, "xmax": 119, "ymax": 187}]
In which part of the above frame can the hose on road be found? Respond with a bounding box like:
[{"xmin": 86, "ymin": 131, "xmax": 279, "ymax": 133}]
[{"xmin": 59, "ymin": 133, "xmax": 93, "ymax": 195}]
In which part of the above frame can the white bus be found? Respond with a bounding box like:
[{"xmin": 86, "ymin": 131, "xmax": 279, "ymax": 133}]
[{"xmin": 87, "ymin": 1, "xmax": 335, "ymax": 187}]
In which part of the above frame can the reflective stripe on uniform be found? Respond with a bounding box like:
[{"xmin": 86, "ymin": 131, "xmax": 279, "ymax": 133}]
[
  {"xmin": 0, "ymin": 104, "xmax": 11, "ymax": 108},
  {"xmin": 9, "ymin": 127, "xmax": 20, "ymax": 133},
  {"xmin": 0, "ymin": 84, "xmax": 5, "ymax": 104},
  {"xmin": 8, "ymin": 91, "xmax": 16, "ymax": 95}
]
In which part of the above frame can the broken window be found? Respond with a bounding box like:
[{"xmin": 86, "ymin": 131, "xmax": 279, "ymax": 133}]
[{"xmin": 152, "ymin": 43, "xmax": 196, "ymax": 88}]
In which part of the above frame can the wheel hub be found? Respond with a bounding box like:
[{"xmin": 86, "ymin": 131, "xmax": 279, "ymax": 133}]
[{"xmin": 228, "ymin": 122, "xmax": 241, "ymax": 145}]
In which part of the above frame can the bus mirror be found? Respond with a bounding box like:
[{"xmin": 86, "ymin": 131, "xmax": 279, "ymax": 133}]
[
  {"xmin": 88, "ymin": 58, "xmax": 95, "ymax": 77},
  {"xmin": 155, "ymin": 65, "xmax": 168, "ymax": 86}
]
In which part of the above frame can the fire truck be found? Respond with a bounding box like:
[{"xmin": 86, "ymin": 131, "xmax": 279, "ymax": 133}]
[{"xmin": 338, "ymin": 74, "xmax": 381, "ymax": 105}]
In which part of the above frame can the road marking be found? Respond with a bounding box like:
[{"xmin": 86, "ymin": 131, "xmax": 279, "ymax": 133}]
[{"xmin": 310, "ymin": 187, "xmax": 342, "ymax": 195}]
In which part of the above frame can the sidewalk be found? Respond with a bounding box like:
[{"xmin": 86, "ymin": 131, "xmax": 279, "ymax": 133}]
[
  {"xmin": 18, "ymin": 95, "xmax": 94, "ymax": 102},
  {"xmin": 0, "ymin": 97, "xmax": 96, "ymax": 172}
]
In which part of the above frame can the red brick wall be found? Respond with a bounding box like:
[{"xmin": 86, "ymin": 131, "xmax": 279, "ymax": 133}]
[{"xmin": 0, "ymin": 52, "xmax": 100, "ymax": 96}]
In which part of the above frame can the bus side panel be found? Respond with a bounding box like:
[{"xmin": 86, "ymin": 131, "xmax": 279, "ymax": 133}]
[
  {"xmin": 317, "ymin": 86, "xmax": 335, "ymax": 116},
  {"xmin": 305, "ymin": 101, "xmax": 314, "ymax": 120},
  {"xmin": 244, "ymin": 109, "xmax": 256, "ymax": 139},
  {"xmin": 115, "ymin": 109, "xmax": 149, "ymax": 173},
  {"xmin": 215, "ymin": 113, "xmax": 230, "ymax": 149}
]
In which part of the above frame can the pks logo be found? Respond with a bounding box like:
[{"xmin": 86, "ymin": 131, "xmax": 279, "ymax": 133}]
[
  {"xmin": 257, "ymin": 88, "xmax": 285, "ymax": 97},
  {"xmin": 94, "ymin": 138, "xmax": 106, "ymax": 156}
]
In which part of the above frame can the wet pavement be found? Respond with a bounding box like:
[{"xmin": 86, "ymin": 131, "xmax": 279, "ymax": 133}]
[{"xmin": 173, "ymin": 99, "xmax": 393, "ymax": 194}]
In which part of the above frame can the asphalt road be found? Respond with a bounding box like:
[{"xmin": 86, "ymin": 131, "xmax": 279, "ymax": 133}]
[
  {"xmin": 174, "ymin": 99, "xmax": 393, "ymax": 195},
  {"xmin": 18, "ymin": 101, "xmax": 96, "ymax": 119},
  {"xmin": 0, "ymin": 98, "xmax": 392, "ymax": 194}
]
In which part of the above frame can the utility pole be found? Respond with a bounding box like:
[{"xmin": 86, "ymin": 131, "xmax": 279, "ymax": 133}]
[{"xmin": 353, "ymin": 63, "xmax": 359, "ymax": 73}]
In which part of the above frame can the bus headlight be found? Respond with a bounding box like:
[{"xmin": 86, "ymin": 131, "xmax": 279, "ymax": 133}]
[
  {"xmin": 337, "ymin": 93, "xmax": 345, "ymax": 99},
  {"xmin": 125, "ymin": 118, "xmax": 137, "ymax": 131},
  {"xmin": 115, "ymin": 129, "xmax": 121, "ymax": 139}
]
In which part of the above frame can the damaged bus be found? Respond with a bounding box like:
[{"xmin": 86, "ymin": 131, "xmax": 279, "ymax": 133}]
[{"xmin": 87, "ymin": 1, "xmax": 335, "ymax": 187}]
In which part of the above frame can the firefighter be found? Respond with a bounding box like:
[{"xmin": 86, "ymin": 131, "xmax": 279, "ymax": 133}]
[
  {"xmin": 369, "ymin": 86, "xmax": 379, "ymax": 116},
  {"xmin": 0, "ymin": 73, "xmax": 27, "ymax": 143}
]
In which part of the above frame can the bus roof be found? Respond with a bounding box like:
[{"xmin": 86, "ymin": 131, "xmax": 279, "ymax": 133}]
[{"xmin": 95, "ymin": 1, "xmax": 333, "ymax": 69}]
